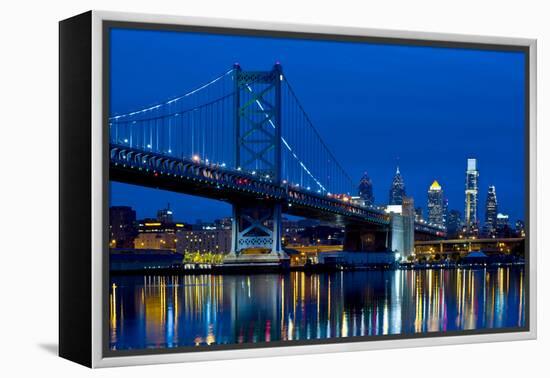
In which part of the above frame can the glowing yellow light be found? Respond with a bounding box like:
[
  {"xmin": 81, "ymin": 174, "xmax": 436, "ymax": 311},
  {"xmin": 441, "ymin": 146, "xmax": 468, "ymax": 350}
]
[
  {"xmin": 144, "ymin": 222, "xmax": 161, "ymax": 226},
  {"xmin": 430, "ymin": 180, "xmax": 442, "ymax": 190}
]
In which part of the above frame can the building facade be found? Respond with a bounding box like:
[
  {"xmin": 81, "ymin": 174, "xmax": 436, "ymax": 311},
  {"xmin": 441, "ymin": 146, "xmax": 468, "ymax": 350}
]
[
  {"xmin": 156, "ymin": 203, "xmax": 174, "ymax": 223},
  {"xmin": 414, "ymin": 207, "xmax": 423, "ymax": 222},
  {"xmin": 464, "ymin": 158, "xmax": 479, "ymax": 234},
  {"xmin": 389, "ymin": 166, "xmax": 406, "ymax": 205},
  {"xmin": 134, "ymin": 232, "xmax": 179, "ymax": 250},
  {"xmin": 446, "ymin": 209, "xmax": 462, "ymax": 238},
  {"xmin": 133, "ymin": 207, "xmax": 188, "ymax": 251},
  {"xmin": 176, "ymin": 229, "xmax": 232, "ymax": 255},
  {"xmin": 427, "ymin": 180, "xmax": 445, "ymax": 227},
  {"xmin": 401, "ymin": 196, "xmax": 416, "ymax": 258},
  {"xmin": 109, "ymin": 206, "xmax": 137, "ymax": 248},
  {"xmin": 358, "ymin": 172, "xmax": 375, "ymax": 206}
]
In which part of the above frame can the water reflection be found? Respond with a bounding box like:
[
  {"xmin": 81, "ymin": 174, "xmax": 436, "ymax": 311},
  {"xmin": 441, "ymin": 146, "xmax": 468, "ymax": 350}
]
[{"xmin": 110, "ymin": 267, "xmax": 525, "ymax": 350}]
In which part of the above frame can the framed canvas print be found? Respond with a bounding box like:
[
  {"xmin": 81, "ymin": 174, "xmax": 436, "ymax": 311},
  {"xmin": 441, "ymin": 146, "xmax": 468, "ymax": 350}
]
[{"xmin": 59, "ymin": 10, "xmax": 537, "ymax": 368}]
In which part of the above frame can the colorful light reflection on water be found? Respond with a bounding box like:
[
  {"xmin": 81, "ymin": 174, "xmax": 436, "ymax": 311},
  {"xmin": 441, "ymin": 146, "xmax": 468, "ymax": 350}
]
[{"xmin": 109, "ymin": 267, "xmax": 525, "ymax": 350}]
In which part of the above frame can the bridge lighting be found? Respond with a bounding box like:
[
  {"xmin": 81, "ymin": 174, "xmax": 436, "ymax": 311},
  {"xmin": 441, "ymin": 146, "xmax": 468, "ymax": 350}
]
[
  {"xmin": 192, "ymin": 154, "xmax": 200, "ymax": 162},
  {"xmin": 280, "ymin": 75, "xmax": 284, "ymax": 81}
]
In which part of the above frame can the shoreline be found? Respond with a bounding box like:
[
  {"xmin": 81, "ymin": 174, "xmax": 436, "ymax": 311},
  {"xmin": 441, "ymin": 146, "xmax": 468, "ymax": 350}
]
[{"xmin": 110, "ymin": 260, "xmax": 525, "ymax": 276}]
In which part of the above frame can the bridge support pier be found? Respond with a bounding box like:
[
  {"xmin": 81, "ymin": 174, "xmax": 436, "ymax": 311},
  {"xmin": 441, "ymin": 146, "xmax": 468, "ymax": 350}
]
[{"xmin": 225, "ymin": 202, "xmax": 288, "ymax": 268}]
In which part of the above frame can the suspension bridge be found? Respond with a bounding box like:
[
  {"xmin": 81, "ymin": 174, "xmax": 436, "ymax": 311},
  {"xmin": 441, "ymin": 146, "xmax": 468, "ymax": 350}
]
[{"xmin": 109, "ymin": 63, "xmax": 445, "ymax": 266}]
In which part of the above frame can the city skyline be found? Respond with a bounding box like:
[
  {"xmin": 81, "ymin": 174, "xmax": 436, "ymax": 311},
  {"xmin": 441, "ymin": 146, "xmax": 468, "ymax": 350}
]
[
  {"xmin": 110, "ymin": 27, "xmax": 526, "ymax": 225},
  {"xmin": 111, "ymin": 157, "xmax": 524, "ymax": 226}
]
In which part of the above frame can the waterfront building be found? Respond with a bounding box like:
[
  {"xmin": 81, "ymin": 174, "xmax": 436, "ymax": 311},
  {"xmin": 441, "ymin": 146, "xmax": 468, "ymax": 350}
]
[
  {"xmin": 464, "ymin": 158, "xmax": 479, "ymax": 234},
  {"xmin": 446, "ymin": 209, "xmax": 462, "ymax": 238},
  {"xmin": 137, "ymin": 218, "xmax": 187, "ymax": 234},
  {"xmin": 358, "ymin": 172, "xmax": 375, "ymax": 206},
  {"xmin": 134, "ymin": 232, "xmax": 179, "ymax": 251},
  {"xmin": 109, "ymin": 206, "xmax": 137, "ymax": 248},
  {"xmin": 134, "ymin": 206, "xmax": 188, "ymax": 251},
  {"xmin": 484, "ymin": 186, "xmax": 498, "ymax": 237},
  {"xmin": 427, "ymin": 180, "xmax": 445, "ymax": 227},
  {"xmin": 176, "ymin": 229, "xmax": 231, "ymax": 255}
]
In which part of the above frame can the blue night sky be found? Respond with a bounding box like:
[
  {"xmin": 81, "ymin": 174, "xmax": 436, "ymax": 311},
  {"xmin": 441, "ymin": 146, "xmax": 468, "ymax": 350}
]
[{"xmin": 109, "ymin": 28, "xmax": 526, "ymax": 224}]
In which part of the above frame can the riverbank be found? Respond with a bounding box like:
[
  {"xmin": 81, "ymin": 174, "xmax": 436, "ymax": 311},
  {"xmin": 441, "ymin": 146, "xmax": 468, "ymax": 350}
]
[{"xmin": 109, "ymin": 259, "xmax": 525, "ymax": 275}]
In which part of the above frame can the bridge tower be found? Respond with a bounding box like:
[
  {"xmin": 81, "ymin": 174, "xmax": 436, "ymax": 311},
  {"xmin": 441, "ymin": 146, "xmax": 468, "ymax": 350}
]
[{"xmin": 226, "ymin": 63, "xmax": 288, "ymax": 265}]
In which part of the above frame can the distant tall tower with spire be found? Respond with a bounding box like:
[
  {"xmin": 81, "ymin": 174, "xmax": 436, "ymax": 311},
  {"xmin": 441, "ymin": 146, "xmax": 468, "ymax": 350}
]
[
  {"xmin": 358, "ymin": 172, "xmax": 375, "ymax": 206},
  {"xmin": 389, "ymin": 166, "xmax": 406, "ymax": 205},
  {"xmin": 464, "ymin": 158, "xmax": 479, "ymax": 233}
]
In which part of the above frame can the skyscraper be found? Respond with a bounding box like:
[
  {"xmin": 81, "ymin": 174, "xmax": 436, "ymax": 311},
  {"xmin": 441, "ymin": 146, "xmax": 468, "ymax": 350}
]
[
  {"xmin": 484, "ymin": 185, "xmax": 498, "ymax": 237},
  {"xmin": 157, "ymin": 203, "xmax": 174, "ymax": 223},
  {"xmin": 358, "ymin": 172, "xmax": 374, "ymax": 206},
  {"xmin": 401, "ymin": 196, "xmax": 415, "ymax": 257},
  {"xmin": 446, "ymin": 210, "xmax": 462, "ymax": 238},
  {"xmin": 464, "ymin": 158, "xmax": 479, "ymax": 233},
  {"xmin": 389, "ymin": 166, "xmax": 406, "ymax": 205},
  {"xmin": 496, "ymin": 213, "xmax": 511, "ymax": 237},
  {"xmin": 414, "ymin": 207, "xmax": 424, "ymax": 222},
  {"xmin": 427, "ymin": 180, "xmax": 445, "ymax": 227}
]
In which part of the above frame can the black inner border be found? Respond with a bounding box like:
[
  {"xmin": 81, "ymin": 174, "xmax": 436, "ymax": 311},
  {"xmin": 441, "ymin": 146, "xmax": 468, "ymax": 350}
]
[{"xmin": 102, "ymin": 20, "xmax": 531, "ymax": 358}]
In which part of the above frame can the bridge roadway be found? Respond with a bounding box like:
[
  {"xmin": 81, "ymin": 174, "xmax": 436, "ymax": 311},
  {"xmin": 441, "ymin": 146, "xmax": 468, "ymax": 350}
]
[
  {"xmin": 110, "ymin": 144, "xmax": 389, "ymax": 226},
  {"xmin": 110, "ymin": 144, "xmax": 445, "ymax": 239}
]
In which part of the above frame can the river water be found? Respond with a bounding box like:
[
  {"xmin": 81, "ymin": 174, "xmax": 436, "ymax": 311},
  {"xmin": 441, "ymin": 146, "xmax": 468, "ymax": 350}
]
[{"xmin": 109, "ymin": 266, "xmax": 526, "ymax": 350}]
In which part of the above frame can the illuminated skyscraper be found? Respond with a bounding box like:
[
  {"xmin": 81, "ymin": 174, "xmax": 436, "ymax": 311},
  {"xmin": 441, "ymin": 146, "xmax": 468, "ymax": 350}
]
[
  {"xmin": 427, "ymin": 180, "xmax": 445, "ymax": 227},
  {"xmin": 389, "ymin": 166, "xmax": 406, "ymax": 205},
  {"xmin": 484, "ymin": 185, "xmax": 498, "ymax": 237},
  {"xmin": 358, "ymin": 172, "xmax": 374, "ymax": 206},
  {"xmin": 464, "ymin": 158, "xmax": 479, "ymax": 233}
]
